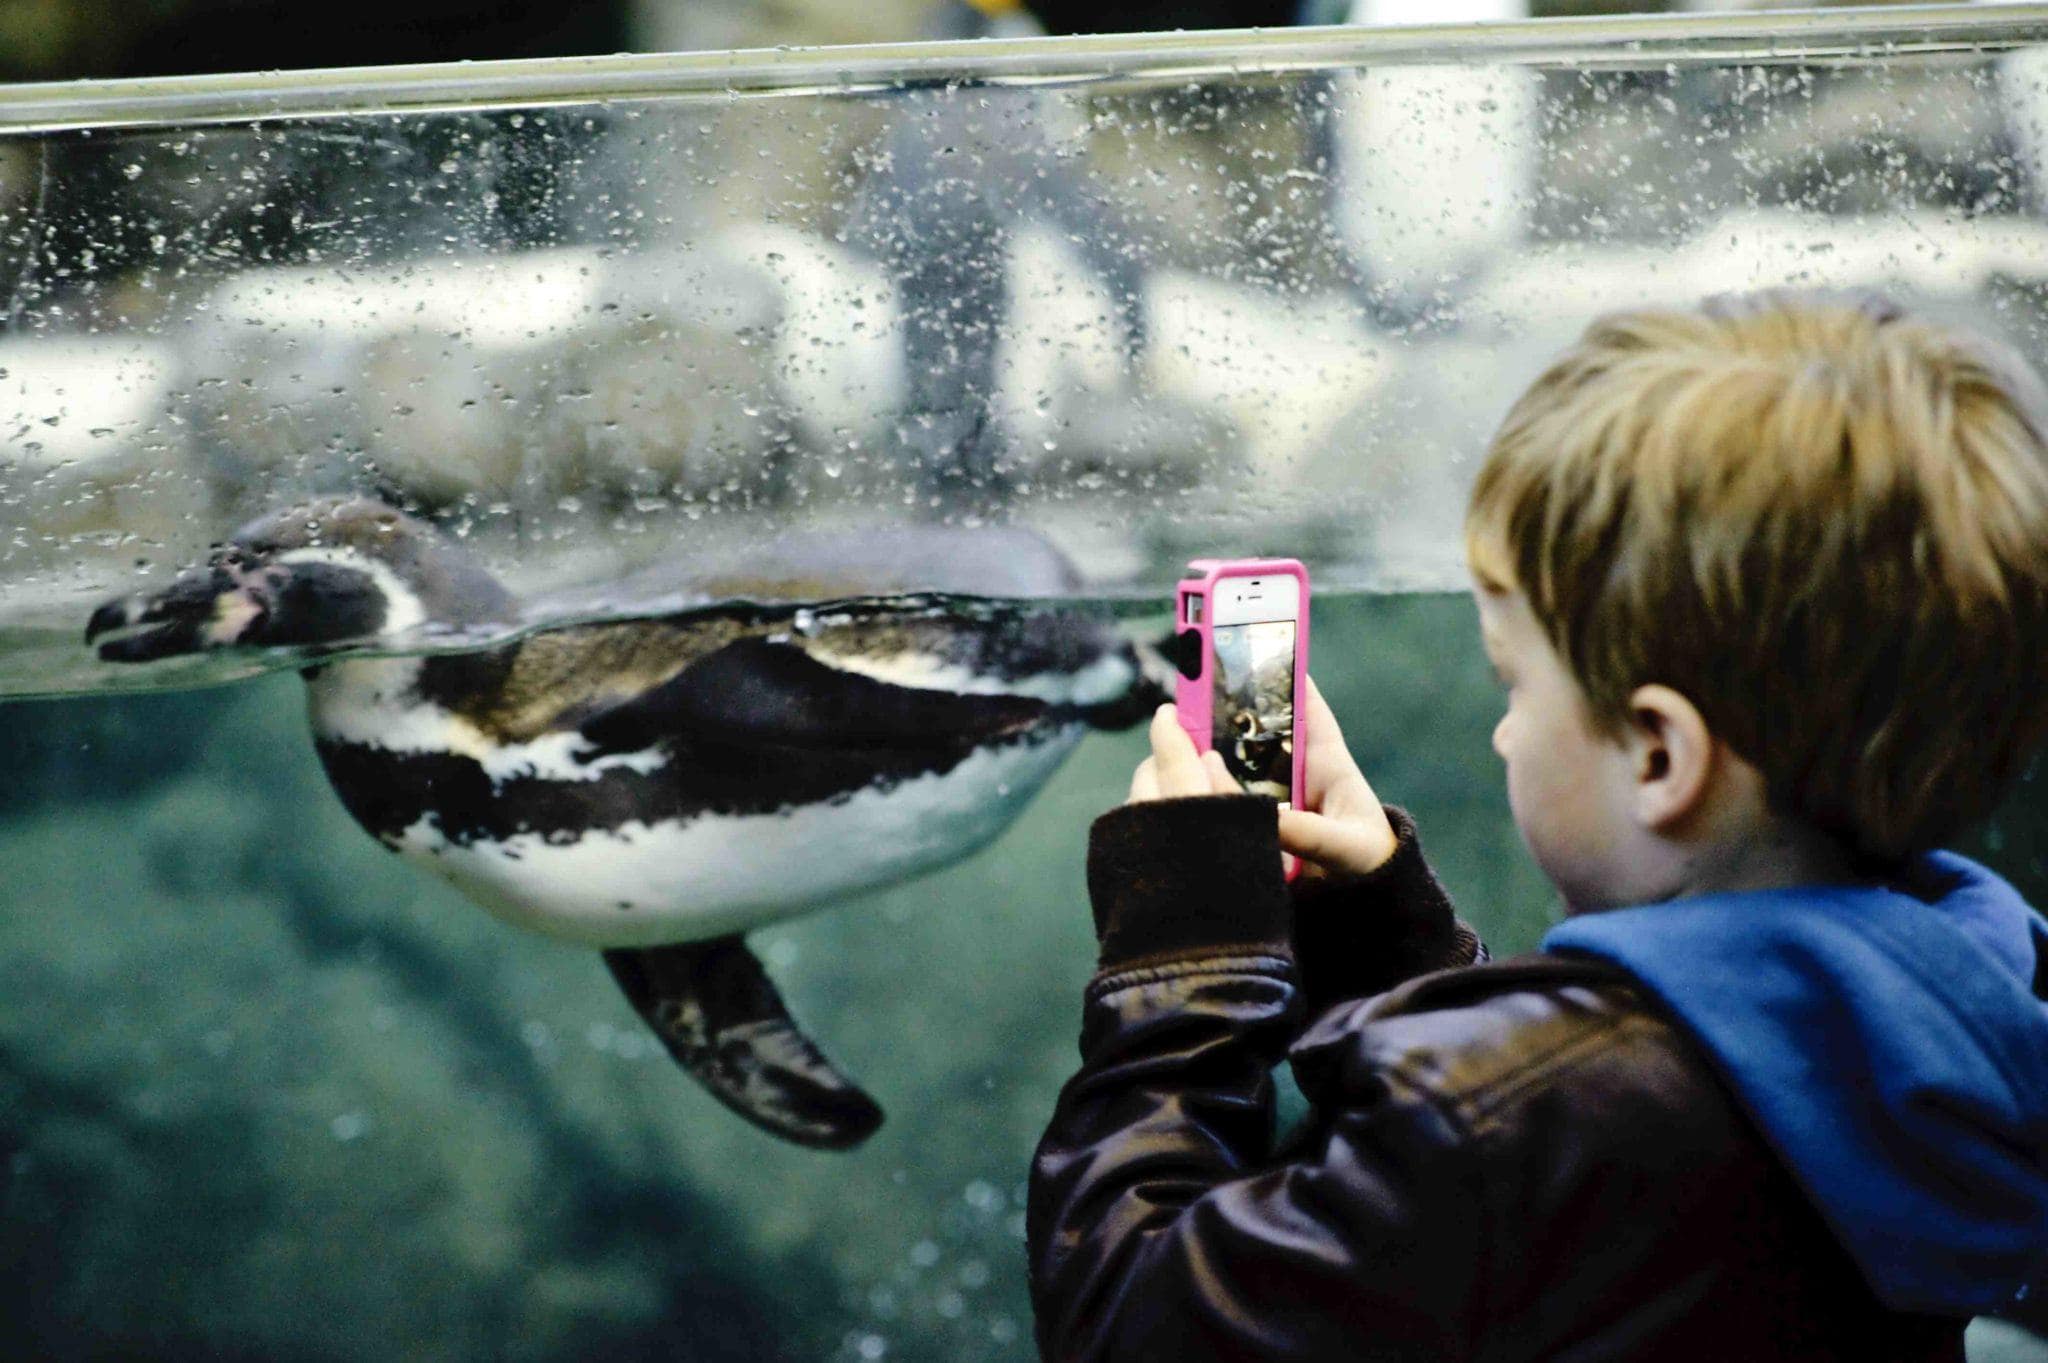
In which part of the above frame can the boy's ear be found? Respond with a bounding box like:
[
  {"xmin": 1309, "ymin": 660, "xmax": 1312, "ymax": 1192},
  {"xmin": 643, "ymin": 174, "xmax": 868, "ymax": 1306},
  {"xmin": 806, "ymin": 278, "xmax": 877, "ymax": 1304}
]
[{"xmin": 1624, "ymin": 684, "xmax": 1716, "ymax": 832}]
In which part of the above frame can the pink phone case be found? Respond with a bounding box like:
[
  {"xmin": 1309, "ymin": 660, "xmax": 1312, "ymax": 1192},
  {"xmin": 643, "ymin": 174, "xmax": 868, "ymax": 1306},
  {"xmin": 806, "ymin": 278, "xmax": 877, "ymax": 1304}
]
[{"xmin": 1174, "ymin": 558, "xmax": 1311, "ymax": 820}]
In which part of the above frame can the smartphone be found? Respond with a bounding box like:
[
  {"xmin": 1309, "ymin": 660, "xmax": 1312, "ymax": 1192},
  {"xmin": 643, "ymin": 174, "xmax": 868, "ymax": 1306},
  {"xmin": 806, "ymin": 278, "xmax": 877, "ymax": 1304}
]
[{"xmin": 1173, "ymin": 558, "xmax": 1309, "ymax": 813}]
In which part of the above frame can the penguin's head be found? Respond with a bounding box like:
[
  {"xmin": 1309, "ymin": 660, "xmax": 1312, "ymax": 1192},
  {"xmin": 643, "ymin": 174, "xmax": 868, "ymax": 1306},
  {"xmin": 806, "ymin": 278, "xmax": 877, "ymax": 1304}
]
[{"xmin": 86, "ymin": 498, "xmax": 515, "ymax": 663}]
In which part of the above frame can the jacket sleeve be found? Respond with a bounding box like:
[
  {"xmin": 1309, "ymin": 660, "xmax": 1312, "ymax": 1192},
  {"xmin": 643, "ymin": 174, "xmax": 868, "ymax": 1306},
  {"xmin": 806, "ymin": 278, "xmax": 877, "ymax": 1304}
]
[
  {"xmin": 1027, "ymin": 795, "xmax": 1488, "ymax": 1363},
  {"xmin": 1292, "ymin": 804, "xmax": 1489, "ymax": 1018}
]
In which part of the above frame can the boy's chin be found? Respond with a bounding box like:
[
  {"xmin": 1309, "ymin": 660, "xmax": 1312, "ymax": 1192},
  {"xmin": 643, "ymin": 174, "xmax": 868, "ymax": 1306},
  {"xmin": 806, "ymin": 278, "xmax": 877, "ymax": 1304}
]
[
  {"xmin": 1544, "ymin": 868, "xmax": 1635, "ymax": 917},
  {"xmin": 1526, "ymin": 850, "xmax": 1606, "ymax": 917},
  {"xmin": 1530, "ymin": 836, "xmax": 1678, "ymax": 915}
]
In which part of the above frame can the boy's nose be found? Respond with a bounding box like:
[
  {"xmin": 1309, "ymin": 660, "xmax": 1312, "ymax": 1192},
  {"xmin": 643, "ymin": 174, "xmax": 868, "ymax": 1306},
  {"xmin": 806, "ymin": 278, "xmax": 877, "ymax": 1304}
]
[{"xmin": 1492, "ymin": 713, "xmax": 1510, "ymax": 760}]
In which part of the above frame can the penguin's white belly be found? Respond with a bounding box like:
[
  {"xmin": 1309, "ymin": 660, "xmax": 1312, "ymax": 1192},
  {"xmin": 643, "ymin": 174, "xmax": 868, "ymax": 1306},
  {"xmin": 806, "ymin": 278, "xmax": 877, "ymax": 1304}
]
[{"xmin": 392, "ymin": 730, "xmax": 1084, "ymax": 949}]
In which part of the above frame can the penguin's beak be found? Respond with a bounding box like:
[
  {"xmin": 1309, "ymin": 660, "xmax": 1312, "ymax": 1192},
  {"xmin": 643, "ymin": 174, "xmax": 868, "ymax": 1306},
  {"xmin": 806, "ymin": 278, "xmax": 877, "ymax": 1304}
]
[
  {"xmin": 87, "ymin": 554, "xmax": 259, "ymax": 662},
  {"xmin": 86, "ymin": 551, "xmax": 389, "ymax": 663}
]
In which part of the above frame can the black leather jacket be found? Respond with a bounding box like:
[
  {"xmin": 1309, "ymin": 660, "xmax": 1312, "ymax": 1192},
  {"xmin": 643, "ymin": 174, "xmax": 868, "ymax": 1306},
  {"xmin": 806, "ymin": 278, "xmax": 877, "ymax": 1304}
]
[{"xmin": 1027, "ymin": 796, "xmax": 1967, "ymax": 1362}]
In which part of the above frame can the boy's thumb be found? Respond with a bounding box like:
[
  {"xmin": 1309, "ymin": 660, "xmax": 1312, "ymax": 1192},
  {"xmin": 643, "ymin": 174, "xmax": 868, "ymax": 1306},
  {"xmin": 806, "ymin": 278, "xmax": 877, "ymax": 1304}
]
[{"xmin": 1276, "ymin": 808, "xmax": 1369, "ymax": 870}]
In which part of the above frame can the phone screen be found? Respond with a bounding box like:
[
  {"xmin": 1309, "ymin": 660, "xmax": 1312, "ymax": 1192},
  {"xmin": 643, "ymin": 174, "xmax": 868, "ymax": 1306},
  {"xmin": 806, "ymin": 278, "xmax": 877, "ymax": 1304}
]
[{"xmin": 1211, "ymin": 616, "xmax": 1296, "ymax": 802}]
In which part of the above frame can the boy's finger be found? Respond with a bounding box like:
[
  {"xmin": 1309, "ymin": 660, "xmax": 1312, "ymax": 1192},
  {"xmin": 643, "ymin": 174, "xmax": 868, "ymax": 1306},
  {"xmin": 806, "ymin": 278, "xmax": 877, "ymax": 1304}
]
[
  {"xmin": 1202, "ymin": 749, "xmax": 1240, "ymax": 795},
  {"xmin": 1149, "ymin": 704, "xmax": 1211, "ymax": 796},
  {"xmin": 1276, "ymin": 807, "xmax": 1347, "ymax": 863},
  {"xmin": 1319, "ymin": 765, "xmax": 1382, "ymax": 821},
  {"xmin": 1277, "ymin": 806, "xmax": 1397, "ymax": 877},
  {"xmin": 1298, "ymin": 677, "xmax": 1361, "ymax": 805},
  {"xmin": 1302, "ymin": 678, "xmax": 1357, "ymax": 773},
  {"xmin": 1127, "ymin": 757, "xmax": 1160, "ymax": 804}
]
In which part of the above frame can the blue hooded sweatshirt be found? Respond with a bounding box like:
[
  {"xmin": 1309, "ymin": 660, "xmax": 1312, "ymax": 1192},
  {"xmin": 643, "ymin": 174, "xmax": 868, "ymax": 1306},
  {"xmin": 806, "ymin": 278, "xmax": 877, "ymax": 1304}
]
[{"xmin": 1543, "ymin": 852, "xmax": 2048, "ymax": 1329}]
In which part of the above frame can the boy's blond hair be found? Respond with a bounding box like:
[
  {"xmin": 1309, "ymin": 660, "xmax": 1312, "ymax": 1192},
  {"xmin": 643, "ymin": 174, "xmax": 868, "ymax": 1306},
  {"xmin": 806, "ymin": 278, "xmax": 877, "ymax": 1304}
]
[{"xmin": 1466, "ymin": 291, "xmax": 2048, "ymax": 862}]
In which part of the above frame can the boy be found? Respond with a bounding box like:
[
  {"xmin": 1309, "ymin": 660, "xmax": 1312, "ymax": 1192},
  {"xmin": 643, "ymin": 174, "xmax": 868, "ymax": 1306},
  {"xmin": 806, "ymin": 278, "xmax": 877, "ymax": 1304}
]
[{"xmin": 1028, "ymin": 292, "xmax": 2048, "ymax": 1361}]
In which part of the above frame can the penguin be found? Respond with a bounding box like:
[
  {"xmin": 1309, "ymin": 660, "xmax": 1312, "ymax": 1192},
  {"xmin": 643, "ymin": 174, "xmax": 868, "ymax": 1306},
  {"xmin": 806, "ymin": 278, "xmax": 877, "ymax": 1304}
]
[{"xmin": 86, "ymin": 498, "xmax": 1160, "ymax": 1150}]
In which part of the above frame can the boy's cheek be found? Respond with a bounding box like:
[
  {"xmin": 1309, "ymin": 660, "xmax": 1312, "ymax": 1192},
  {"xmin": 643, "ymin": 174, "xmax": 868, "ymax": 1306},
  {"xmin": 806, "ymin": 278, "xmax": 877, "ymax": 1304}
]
[
  {"xmin": 1514, "ymin": 806, "xmax": 1595, "ymax": 911},
  {"xmin": 1503, "ymin": 751, "xmax": 1583, "ymax": 861},
  {"xmin": 1504, "ymin": 770, "xmax": 1544, "ymax": 848},
  {"xmin": 1502, "ymin": 762, "xmax": 1553, "ymax": 865}
]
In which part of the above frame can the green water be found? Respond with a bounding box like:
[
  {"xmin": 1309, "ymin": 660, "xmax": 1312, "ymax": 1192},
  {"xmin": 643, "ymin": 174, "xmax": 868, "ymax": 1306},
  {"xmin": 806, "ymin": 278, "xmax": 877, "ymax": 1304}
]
[{"xmin": 1, "ymin": 591, "xmax": 2042, "ymax": 1361}]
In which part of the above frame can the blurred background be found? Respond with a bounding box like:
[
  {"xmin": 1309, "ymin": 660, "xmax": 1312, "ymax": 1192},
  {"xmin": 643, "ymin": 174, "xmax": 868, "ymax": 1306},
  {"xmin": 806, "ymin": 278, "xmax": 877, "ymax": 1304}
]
[{"xmin": 2, "ymin": 1, "xmax": 2046, "ymax": 1360}]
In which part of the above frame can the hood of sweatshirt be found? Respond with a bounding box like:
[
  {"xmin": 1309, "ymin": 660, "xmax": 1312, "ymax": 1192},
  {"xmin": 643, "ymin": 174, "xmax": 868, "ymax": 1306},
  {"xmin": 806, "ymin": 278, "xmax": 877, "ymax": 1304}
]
[{"xmin": 1544, "ymin": 852, "xmax": 2048, "ymax": 1328}]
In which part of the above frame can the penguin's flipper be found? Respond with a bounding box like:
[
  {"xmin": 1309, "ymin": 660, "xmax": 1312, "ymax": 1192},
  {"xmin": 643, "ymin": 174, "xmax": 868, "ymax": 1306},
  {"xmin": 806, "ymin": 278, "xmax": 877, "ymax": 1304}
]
[
  {"xmin": 602, "ymin": 936, "xmax": 884, "ymax": 1150},
  {"xmin": 579, "ymin": 635, "xmax": 1049, "ymax": 756}
]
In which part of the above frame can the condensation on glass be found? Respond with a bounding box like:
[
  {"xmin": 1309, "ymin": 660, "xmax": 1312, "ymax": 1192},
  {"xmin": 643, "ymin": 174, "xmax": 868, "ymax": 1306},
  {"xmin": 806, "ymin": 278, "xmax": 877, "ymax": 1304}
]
[{"xmin": 4, "ymin": 5, "xmax": 2048, "ymax": 696}]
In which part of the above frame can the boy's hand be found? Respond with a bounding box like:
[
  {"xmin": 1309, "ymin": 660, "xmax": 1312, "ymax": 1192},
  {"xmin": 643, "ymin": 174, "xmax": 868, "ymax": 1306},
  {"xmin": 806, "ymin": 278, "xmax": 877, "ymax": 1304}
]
[
  {"xmin": 1127, "ymin": 704, "xmax": 1240, "ymax": 802},
  {"xmin": 1276, "ymin": 679, "xmax": 1399, "ymax": 884}
]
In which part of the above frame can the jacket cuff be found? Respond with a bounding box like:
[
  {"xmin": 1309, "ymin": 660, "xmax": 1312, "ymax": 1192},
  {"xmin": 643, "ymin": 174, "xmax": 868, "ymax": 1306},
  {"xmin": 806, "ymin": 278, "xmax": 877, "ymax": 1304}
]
[
  {"xmin": 1086, "ymin": 795, "xmax": 1291, "ymax": 968},
  {"xmin": 1293, "ymin": 805, "xmax": 1482, "ymax": 1008}
]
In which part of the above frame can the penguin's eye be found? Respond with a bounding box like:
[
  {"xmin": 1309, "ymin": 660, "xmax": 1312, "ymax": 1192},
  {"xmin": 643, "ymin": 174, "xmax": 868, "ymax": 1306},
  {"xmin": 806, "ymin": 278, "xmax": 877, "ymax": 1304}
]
[{"xmin": 212, "ymin": 544, "xmax": 268, "ymax": 573}]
